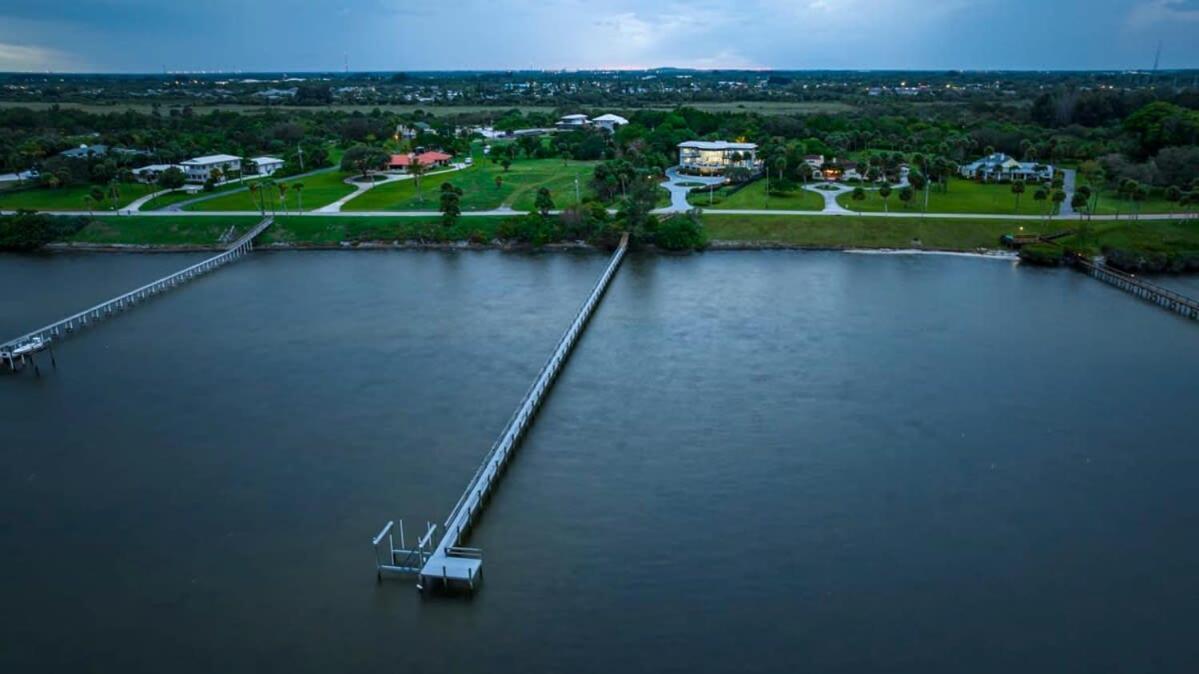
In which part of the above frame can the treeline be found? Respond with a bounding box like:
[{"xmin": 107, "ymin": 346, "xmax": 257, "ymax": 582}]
[{"xmin": 0, "ymin": 212, "xmax": 90, "ymax": 251}]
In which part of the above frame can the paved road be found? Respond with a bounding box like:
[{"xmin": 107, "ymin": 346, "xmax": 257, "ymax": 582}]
[
  {"xmin": 1059, "ymin": 168, "xmax": 1077, "ymax": 217},
  {"xmin": 661, "ymin": 167, "xmax": 725, "ymax": 212},
  {"xmin": 18, "ymin": 207, "xmax": 1188, "ymax": 222}
]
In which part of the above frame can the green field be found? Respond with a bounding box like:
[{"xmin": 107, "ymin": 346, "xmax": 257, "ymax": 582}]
[
  {"xmin": 1056, "ymin": 217, "xmax": 1199, "ymax": 255},
  {"xmin": 0, "ymin": 182, "xmax": 148, "ymax": 211},
  {"xmin": 687, "ymin": 179, "xmax": 824, "ymax": 211},
  {"xmin": 342, "ymin": 159, "xmax": 597, "ymax": 212},
  {"xmin": 702, "ymin": 213, "xmax": 1056, "ymax": 250},
  {"xmin": 259, "ymin": 215, "xmax": 503, "ymax": 245},
  {"xmin": 70, "ymin": 216, "xmax": 262, "ymax": 245},
  {"xmin": 1083, "ymin": 188, "xmax": 1180, "ymax": 216},
  {"xmin": 0, "ymin": 100, "xmax": 851, "ymax": 117},
  {"xmin": 183, "ymin": 170, "xmax": 355, "ymax": 212},
  {"xmin": 835, "ymin": 178, "xmax": 1065, "ymax": 216}
]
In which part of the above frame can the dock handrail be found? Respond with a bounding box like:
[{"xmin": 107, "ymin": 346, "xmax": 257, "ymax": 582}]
[
  {"xmin": 1075, "ymin": 257, "xmax": 1199, "ymax": 312},
  {"xmin": 1, "ymin": 217, "xmax": 272, "ymax": 357},
  {"xmin": 439, "ymin": 234, "xmax": 629, "ymax": 535}
]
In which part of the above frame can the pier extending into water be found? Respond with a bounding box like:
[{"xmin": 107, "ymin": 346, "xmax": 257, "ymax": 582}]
[
  {"xmin": 1074, "ymin": 257, "xmax": 1199, "ymax": 321},
  {"xmin": 1, "ymin": 218, "xmax": 273, "ymax": 373},
  {"xmin": 374, "ymin": 233, "xmax": 630, "ymax": 592}
]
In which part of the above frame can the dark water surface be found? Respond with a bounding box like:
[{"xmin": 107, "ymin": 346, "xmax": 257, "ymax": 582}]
[{"xmin": 1, "ymin": 250, "xmax": 1196, "ymax": 673}]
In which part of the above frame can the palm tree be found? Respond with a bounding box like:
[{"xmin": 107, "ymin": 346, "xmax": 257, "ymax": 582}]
[
  {"xmin": 293, "ymin": 182, "xmax": 304, "ymax": 214},
  {"xmin": 107, "ymin": 180, "xmax": 121, "ymax": 211},
  {"xmin": 1033, "ymin": 187, "xmax": 1048, "ymax": 223},
  {"xmin": 1011, "ymin": 180, "xmax": 1026, "ymax": 214},
  {"xmin": 878, "ymin": 183, "xmax": 892, "ymax": 213},
  {"xmin": 83, "ymin": 195, "xmax": 95, "ymax": 215},
  {"xmin": 1164, "ymin": 185, "xmax": 1181, "ymax": 220},
  {"xmin": 247, "ymin": 183, "xmax": 264, "ymax": 215},
  {"xmin": 277, "ymin": 182, "xmax": 289, "ymax": 215},
  {"xmin": 851, "ymin": 186, "xmax": 866, "ymax": 213},
  {"xmin": 1051, "ymin": 189, "xmax": 1066, "ymax": 219},
  {"xmin": 410, "ymin": 158, "xmax": 427, "ymax": 202}
]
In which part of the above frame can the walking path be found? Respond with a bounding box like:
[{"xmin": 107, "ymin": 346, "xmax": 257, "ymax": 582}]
[
  {"xmin": 661, "ymin": 167, "xmax": 724, "ymax": 212},
  {"xmin": 319, "ymin": 164, "xmax": 467, "ymax": 213},
  {"xmin": 155, "ymin": 166, "xmax": 339, "ymax": 212}
]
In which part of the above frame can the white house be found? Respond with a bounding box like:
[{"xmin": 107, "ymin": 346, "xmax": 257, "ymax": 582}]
[
  {"xmin": 248, "ymin": 156, "xmax": 284, "ymax": 176},
  {"xmin": 131, "ymin": 164, "xmax": 182, "ymax": 183},
  {"xmin": 592, "ymin": 113, "xmax": 629, "ymax": 132},
  {"xmin": 180, "ymin": 154, "xmax": 242, "ymax": 183},
  {"xmin": 556, "ymin": 114, "xmax": 589, "ymax": 129},
  {"xmin": 959, "ymin": 153, "xmax": 1053, "ymax": 182},
  {"xmin": 677, "ymin": 141, "xmax": 761, "ymax": 176}
]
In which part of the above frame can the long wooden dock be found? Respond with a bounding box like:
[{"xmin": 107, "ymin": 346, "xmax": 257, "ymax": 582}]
[
  {"xmin": 1074, "ymin": 257, "xmax": 1199, "ymax": 321},
  {"xmin": 373, "ymin": 234, "xmax": 630, "ymax": 592},
  {"xmin": 1, "ymin": 218, "xmax": 273, "ymax": 372}
]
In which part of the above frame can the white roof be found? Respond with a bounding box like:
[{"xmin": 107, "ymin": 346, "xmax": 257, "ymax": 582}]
[
  {"xmin": 132, "ymin": 164, "xmax": 179, "ymax": 173},
  {"xmin": 181, "ymin": 154, "xmax": 242, "ymax": 166},
  {"xmin": 560, "ymin": 114, "xmax": 588, "ymax": 120},
  {"xmin": 593, "ymin": 114, "xmax": 629, "ymax": 124},
  {"xmin": 250, "ymin": 156, "xmax": 283, "ymax": 165},
  {"xmin": 678, "ymin": 140, "xmax": 757, "ymax": 151}
]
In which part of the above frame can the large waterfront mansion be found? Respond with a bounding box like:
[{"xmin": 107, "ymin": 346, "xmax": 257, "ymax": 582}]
[{"xmin": 677, "ymin": 140, "xmax": 761, "ymax": 176}]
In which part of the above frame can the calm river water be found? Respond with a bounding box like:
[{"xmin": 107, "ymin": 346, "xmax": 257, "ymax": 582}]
[{"xmin": 1, "ymin": 249, "xmax": 1196, "ymax": 673}]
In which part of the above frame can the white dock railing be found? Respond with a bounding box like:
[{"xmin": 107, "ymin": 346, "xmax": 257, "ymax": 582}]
[
  {"xmin": 1, "ymin": 217, "xmax": 273, "ymax": 364},
  {"xmin": 395, "ymin": 233, "xmax": 630, "ymax": 591}
]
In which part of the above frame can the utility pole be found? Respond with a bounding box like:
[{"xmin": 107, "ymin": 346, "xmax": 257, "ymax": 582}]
[
  {"xmin": 297, "ymin": 144, "xmax": 305, "ymax": 172},
  {"xmin": 574, "ymin": 176, "xmax": 580, "ymax": 205}
]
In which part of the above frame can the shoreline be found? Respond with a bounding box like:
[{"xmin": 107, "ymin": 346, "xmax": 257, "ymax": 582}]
[{"xmin": 45, "ymin": 239, "xmax": 1022, "ymax": 258}]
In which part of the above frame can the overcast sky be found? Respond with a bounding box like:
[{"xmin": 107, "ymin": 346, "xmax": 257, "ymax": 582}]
[{"xmin": 1, "ymin": 0, "xmax": 1197, "ymax": 73}]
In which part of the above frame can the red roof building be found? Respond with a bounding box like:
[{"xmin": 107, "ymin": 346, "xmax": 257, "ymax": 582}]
[{"xmin": 388, "ymin": 151, "xmax": 453, "ymax": 170}]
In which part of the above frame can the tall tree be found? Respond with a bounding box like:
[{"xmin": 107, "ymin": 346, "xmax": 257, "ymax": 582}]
[
  {"xmin": 293, "ymin": 182, "xmax": 304, "ymax": 214},
  {"xmin": 439, "ymin": 182, "xmax": 463, "ymax": 227},
  {"xmin": 1011, "ymin": 179, "xmax": 1026, "ymax": 214},
  {"xmin": 878, "ymin": 183, "xmax": 892, "ymax": 213},
  {"xmin": 534, "ymin": 187, "xmax": 555, "ymax": 216}
]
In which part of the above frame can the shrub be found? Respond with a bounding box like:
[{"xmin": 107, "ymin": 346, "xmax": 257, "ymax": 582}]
[
  {"xmin": 0, "ymin": 212, "xmax": 91, "ymax": 251},
  {"xmin": 654, "ymin": 210, "xmax": 707, "ymax": 251},
  {"xmin": 1019, "ymin": 243, "xmax": 1064, "ymax": 266}
]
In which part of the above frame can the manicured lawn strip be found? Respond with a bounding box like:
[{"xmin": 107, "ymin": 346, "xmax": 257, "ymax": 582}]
[
  {"xmin": 69, "ymin": 216, "xmax": 262, "ymax": 245},
  {"xmin": 687, "ymin": 179, "xmax": 824, "ymax": 211},
  {"xmin": 185, "ymin": 170, "xmax": 355, "ymax": 212},
  {"xmin": 1084, "ymin": 189, "xmax": 1179, "ymax": 216},
  {"xmin": 265, "ymin": 215, "xmax": 500, "ymax": 245},
  {"xmin": 342, "ymin": 159, "xmax": 597, "ymax": 212},
  {"xmin": 1057, "ymin": 217, "xmax": 1199, "ymax": 255},
  {"xmin": 835, "ymin": 178, "xmax": 1062, "ymax": 216},
  {"xmin": 0, "ymin": 182, "xmax": 147, "ymax": 211},
  {"xmin": 140, "ymin": 190, "xmax": 200, "ymax": 211},
  {"xmin": 702, "ymin": 214, "xmax": 1058, "ymax": 250}
]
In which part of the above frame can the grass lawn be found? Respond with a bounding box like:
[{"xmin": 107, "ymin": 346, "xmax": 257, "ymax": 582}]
[
  {"xmin": 687, "ymin": 179, "xmax": 824, "ymax": 211},
  {"xmin": 139, "ymin": 190, "xmax": 201, "ymax": 211},
  {"xmin": 263, "ymin": 215, "xmax": 503, "ymax": 245},
  {"xmin": 342, "ymin": 159, "xmax": 597, "ymax": 212},
  {"xmin": 184, "ymin": 170, "xmax": 355, "ymax": 212},
  {"xmin": 69, "ymin": 216, "xmax": 263, "ymax": 245},
  {"xmin": 702, "ymin": 213, "xmax": 1059, "ymax": 250},
  {"xmin": 1082, "ymin": 189, "xmax": 1180, "ymax": 216},
  {"xmin": 1055, "ymin": 217, "xmax": 1199, "ymax": 255},
  {"xmin": 0, "ymin": 182, "xmax": 147, "ymax": 211},
  {"xmin": 836, "ymin": 178, "xmax": 1062, "ymax": 216}
]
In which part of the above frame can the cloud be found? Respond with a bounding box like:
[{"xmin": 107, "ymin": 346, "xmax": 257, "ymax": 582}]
[
  {"xmin": 0, "ymin": 42, "xmax": 77, "ymax": 71},
  {"xmin": 1128, "ymin": 0, "xmax": 1199, "ymax": 27}
]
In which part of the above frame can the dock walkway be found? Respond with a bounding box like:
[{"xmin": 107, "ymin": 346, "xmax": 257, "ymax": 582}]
[
  {"xmin": 1074, "ymin": 257, "xmax": 1199, "ymax": 321},
  {"xmin": 374, "ymin": 234, "xmax": 630, "ymax": 591},
  {"xmin": 1, "ymin": 218, "xmax": 273, "ymax": 371}
]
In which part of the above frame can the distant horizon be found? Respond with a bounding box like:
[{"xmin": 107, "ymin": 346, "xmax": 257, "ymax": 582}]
[
  {"xmin": 2, "ymin": 1, "xmax": 1198, "ymax": 73},
  {"xmin": 3, "ymin": 67, "xmax": 1199, "ymax": 77}
]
